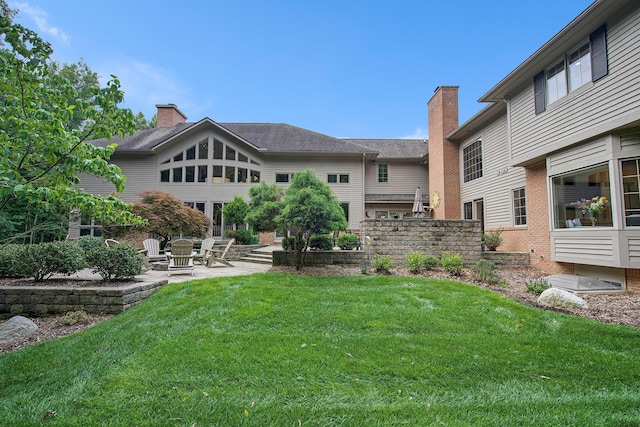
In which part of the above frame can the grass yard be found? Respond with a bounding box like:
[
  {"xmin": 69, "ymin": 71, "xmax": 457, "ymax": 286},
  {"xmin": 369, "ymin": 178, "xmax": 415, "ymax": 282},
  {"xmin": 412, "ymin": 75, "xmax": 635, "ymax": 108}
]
[{"xmin": 1, "ymin": 273, "xmax": 639, "ymax": 426}]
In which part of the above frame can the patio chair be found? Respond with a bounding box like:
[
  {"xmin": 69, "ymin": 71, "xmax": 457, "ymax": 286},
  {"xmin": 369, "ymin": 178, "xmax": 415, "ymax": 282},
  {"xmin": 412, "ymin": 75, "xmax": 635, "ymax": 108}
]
[
  {"xmin": 207, "ymin": 238, "xmax": 235, "ymax": 268},
  {"xmin": 104, "ymin": 238, "xmax": 120, "ymax": 247},
  {"xmin": 193, "ymin": 237, "xmax": 216, "ymax": 265},
  {"xmin": 167, "ymin": 239, "xmax": 195, "ymax": 276},
  {"xmin": 142, "ymin": 238, "xmax": 167, "ymax": 262}
]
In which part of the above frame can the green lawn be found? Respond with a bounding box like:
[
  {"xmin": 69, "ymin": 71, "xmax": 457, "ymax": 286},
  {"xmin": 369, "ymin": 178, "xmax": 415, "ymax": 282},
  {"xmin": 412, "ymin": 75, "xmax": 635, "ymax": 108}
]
[{"xmin": 1, "ymin": 274, "xmax": 639, "ymax": 426}]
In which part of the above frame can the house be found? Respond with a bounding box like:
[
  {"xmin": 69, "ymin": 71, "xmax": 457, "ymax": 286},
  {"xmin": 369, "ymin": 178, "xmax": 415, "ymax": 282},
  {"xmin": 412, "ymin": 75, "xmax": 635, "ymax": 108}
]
[
  {"xmin": 427, "ymin": 0, "xmax": 640, "ymax": 292},
  {"xmin": 74, "ymin": 104, "xmax": 429, "ymax": 241}
]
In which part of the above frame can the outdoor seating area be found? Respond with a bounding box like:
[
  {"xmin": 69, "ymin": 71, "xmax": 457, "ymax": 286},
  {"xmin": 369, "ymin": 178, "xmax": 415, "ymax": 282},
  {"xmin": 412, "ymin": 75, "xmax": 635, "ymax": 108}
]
[{"xmin": 166, "ymin": 239, "xmax": 195, "ymax": 276}]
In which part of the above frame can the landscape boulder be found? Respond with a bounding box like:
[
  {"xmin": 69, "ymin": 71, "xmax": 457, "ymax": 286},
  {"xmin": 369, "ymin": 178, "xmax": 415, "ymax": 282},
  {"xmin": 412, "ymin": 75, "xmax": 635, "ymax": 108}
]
[
  {"xmin": 0, "ymin": 316, "xmax": 39, "ymax": 344},
  {"xmin": 538, "ymin": 288, "xmax": 588, "ymax": 309}
]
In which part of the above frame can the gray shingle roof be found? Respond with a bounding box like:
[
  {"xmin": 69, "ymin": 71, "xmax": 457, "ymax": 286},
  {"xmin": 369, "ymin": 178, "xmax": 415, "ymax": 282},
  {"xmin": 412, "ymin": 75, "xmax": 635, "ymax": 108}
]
[
  {"xmin": 347, "ymin": 139, "xmax": 428, "ymax": 159},
  {"xmin": 91, "ymin": 122, "xmax": 194, "ymax": 151},
  {"xmin": 219, "ymin": 123, "xmax": 374, "ymax": 153}
]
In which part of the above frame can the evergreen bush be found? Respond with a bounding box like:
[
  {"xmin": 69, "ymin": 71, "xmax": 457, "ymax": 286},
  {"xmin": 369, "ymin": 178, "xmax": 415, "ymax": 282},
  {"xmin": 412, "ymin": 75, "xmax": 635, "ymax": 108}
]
[
  {"xmin": 20, "ymin": 241, "xmax": 85, "ymax": 281},
  {"xmin": 224, "ymin": 229, "xmax": 258, "ymax": 245},
  {"xmin": 0, "ymin": 244, "xmax": 29, "ymax": 278},
  {"xmin": 337, "ymin": 233, "xmax": 359, "ymax": 250},
  {"xmin": 471, "ymin": 258, "xmax": 499, "ymax": 284},
  {"xmin": 309, "ymin": 235, "xmax": 333, "ymax": 250},
  {"xmin": 406, "ymin": 251, "xmax": 427, "ymax": 274},
  {"xmin": 87, "ymin": 244, "xmax": 144, "ymax": 281}
]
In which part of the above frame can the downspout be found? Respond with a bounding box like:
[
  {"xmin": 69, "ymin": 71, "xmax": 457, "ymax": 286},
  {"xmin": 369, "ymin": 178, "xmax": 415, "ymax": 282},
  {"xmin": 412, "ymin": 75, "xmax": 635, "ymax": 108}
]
[
  {"xmin": 362, "ymin": 152, "xmax": 366, "ymax": 230},
  {"xmin": 503, "ymin": 97, "xmax": 512, "ymax": 164}
]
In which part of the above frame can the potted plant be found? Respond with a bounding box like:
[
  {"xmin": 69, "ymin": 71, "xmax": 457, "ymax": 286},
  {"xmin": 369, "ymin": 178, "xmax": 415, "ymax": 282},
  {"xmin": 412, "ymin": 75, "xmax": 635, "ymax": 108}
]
[{"xmin": 483, "ymin": 227, "xmax": 503, "ymax": 251}]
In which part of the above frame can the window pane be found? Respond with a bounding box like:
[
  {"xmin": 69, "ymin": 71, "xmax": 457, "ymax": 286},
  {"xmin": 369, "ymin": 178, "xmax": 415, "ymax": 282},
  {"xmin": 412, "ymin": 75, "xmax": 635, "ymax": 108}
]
[
  {"xmin": 340, "ymin": 174, "xmax": 349, "ymax": 184},
  {"xmin": 250, "ymin": 170, "xmax": 261, "ymax": 183},
  {"xmin": 212, "ymin": 165, "xmax": 223, "ymax": 183},
  {"xmin": 341, "ymin": 202, "xmax": 349, "ymax": 222},
  {"xmin": 198, "ymin": 165, "xmax": 208, "ymax": 182},
  {"xmin": 173, "ymin": 167, "xmax": 182, "ymax": 182},
  {"xmin": 463, "ymin": 140, "xmax": 483, "ymax": 182},
  {"xmin": 552, "ymin": 163, "xmax": 611, "ymax": 228},
  {"xmin": 238, "ymin": 168, "xmax": 248, "ymax": 183},
  {"xmin": 513, "ymin": 188, "xmax": 527, "ymax": 226},
  {"xmin": 327, "ymin": 174, "xmax": 337, "ymax": 183},
  {"xmin": 195, "ymin": 202, "xmax": 206, "ymax": 213},
  {"xmin": 568, "ymin": 43, "xmax": 591, "ymax": 92},
  {"xmin": 213, "ymin": 140, "xmax": 223, "ymax": 159},
  {"xmin": 160, "ymin": 169, "xmax": 170, "ymax": 182},
  {"xmin": 378, "ymin": 164, "xmax": 388, "ymax": 183},
  {"xmin": 185, "ymin": 165, "xmax": 195, "ymax": 182},
  {"xmin": 186, "ymin": 145, "xmax": 196, "ymax": 160},
  {"xmin": 464, "ymin": 202, "xmax": 473, "ymax": 220},
  {"xmin": 238, "ymin": 152, "xmax": 248, "ymax": 162},
  {"xmin": 226, "ymin": 146, "xmax": 236, "ymax": 160},
  {"xmin": 622, "ymin": 158, "xmax": 640, "ymax": 225},
  {"xmin": 226, "ymin": 166, "xmax": 235, "ymax": 183},
  {"xmin": 174, "ymin": 152, "xmax": 183, "ymax": 162},
  {"xmin": 547, "ymin": 61, "xmax": 567, "ymax": 104},
  {"xmin": 198, "ymin": 142, "xmax": 208, "ymax": 159},
  {"xmin": 276, "ymin": 173, "xmax": 289, "ymax": 183}
]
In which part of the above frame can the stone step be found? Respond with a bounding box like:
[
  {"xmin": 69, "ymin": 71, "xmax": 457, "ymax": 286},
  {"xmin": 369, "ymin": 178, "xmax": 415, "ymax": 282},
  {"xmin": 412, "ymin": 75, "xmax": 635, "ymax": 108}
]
[{"xmin": 240, "ymin": 256, "xmax": 273, "ymax": 265}]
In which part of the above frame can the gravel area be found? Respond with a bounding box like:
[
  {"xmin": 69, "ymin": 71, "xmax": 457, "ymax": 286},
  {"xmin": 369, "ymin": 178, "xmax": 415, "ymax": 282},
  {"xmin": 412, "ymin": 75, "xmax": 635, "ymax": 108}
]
[{"xmin": 2, "ymin": 265, "xmax": 638, "ymax": 354}]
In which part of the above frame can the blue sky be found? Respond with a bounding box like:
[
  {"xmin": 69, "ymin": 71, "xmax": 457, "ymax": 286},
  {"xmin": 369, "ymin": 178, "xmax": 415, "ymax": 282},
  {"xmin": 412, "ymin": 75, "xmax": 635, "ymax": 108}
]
[{"xmin": 9, "ymin": 0, "xmax": 593, "ymax": 139}]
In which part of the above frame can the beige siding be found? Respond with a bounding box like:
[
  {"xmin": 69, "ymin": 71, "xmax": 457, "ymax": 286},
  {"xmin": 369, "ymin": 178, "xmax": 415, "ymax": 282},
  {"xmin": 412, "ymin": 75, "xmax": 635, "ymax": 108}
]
[
  {"xmin": 547, "ymin": 136, "xmax": 612, "ymax": 176},
  {"xmin": 364, "ymin": 161, "xmax": 428, "ymax": 196},
  {"xmin": 509, "ymin": 8, "xmax": 640, "ymax": 164},
  {"xmin": 552, "ymin": 233, "xmax": 616, "ymax": 265},
  {"xmin": 262, "ymin": 155, "xmax": 365, "ymax": 229},
  {"xmin": 459, "ymin": 115, "xmax": 526, "ymax": 228}
]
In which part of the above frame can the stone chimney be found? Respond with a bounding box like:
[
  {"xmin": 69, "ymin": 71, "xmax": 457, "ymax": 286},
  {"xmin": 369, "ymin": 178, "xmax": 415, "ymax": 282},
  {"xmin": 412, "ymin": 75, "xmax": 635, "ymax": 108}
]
[
  {"xmin": 156, "ymin": 104, "xmax": 188, "ymax": 128},
  {"xmin": 427, "ymin": 86, "xmax": 460, "ymax": 220}
]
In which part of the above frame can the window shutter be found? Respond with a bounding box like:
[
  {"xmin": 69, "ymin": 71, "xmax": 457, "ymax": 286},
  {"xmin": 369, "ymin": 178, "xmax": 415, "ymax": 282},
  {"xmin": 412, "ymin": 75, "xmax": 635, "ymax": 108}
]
[
  {"xmin": 590, "ymin": 24, "xmax": 608, "ymax": 81},
  {"xmin": 534, "ymin": 71, "xmax": 546, "ymax": 115}
]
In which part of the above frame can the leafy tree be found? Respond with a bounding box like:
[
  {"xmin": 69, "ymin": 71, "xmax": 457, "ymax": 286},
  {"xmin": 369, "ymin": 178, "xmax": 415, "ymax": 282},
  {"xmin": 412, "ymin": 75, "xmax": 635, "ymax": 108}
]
[
  {"xmin": 0, "ymin": 15, "xmax": 145, "ymax": 245},
  {"xmin": 245, "ymin": 183, "xmax": 284, "ymax": 234},
  {"xmin": 107, "ymin": 191, "xmax": 210, "ymax": 250},
  {"xmin": 133, "ymin": 111, "xmax": 155, "ymax": 131},
  {"xmin": 222, "ymin": 195, "xmax": 249, "ymax": 230},
  {"xmin": 276, "ymin": 169, "xmax": 347, "ymax": 269}
]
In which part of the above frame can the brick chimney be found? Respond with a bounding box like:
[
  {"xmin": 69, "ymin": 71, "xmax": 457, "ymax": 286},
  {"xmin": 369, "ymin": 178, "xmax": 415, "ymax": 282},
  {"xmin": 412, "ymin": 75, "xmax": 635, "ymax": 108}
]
[
  {"xmin": 427, "ymin": 86, "xmax": 460, "ymax": 220},
  {"xmin": 156, "ymin": 104, "xmax": 188, "ymax": 128}
]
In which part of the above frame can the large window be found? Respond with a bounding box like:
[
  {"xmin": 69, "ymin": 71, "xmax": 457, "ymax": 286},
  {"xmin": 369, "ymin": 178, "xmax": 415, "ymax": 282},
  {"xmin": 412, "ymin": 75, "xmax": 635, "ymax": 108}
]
[
  {"xmin": 534, "ymin": 25, "xmax": 608, "ymax": 114},
  {"xmin": 513, "ymin": 187, "xmax": 527, "ymax": 226},
  {"xmin": 621, "ymin": 158, "xmax": 640, "ymax": 226},
  {"xmin": 552, "ymin": 164, "xmax": 612, "ymax": 228},
  {"xmin": 463, "ymin": 140, "xmax": 483, "ymax": 183},
  {"xmin": 378, "ymin": 164, "xmax": 388, "ymax": 183}
]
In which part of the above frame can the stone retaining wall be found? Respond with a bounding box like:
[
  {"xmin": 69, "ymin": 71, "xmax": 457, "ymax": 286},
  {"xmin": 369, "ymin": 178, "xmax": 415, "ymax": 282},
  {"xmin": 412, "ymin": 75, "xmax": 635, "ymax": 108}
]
[
  {"xmin": 481, "ymin": 251, "xmax": 530, "ymax": 267},
  {"xmin": 0, "ymin": 280, "xmax": 167, "ymax": 318},
  {"xmin": 360, "ymin": 218, "xmax": 482, "ymax": 266},
  {"xmin": 273, "ymin": 250, "xmax": 365, "ymax": 267},
  {"xmin": 224, "ymin": 244, "xmax": 267, "ymax": 260}
]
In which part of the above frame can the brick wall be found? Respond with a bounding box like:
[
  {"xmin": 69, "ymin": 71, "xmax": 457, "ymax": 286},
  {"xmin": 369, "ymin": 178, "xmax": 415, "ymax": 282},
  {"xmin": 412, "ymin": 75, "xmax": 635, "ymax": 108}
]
[
  {"xmin": 156, "ymin": 104, "xmax": 187, "ymax": 128},
  {"xmin": 525, "ymin": 162, "xmax": 574, "ymax": 276},
  {"xmin": 626, "ymin": 269, "xmax": 640, "ymax": 293}
]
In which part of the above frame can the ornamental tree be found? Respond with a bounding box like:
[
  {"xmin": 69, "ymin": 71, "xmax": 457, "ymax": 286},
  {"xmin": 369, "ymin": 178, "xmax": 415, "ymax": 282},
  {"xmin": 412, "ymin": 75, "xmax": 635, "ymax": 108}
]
[
  {"xmin": 107, "ymin": 191, "xmax": 210, "ymax": 250},
  {"xmin": 245, "ymin": 182, "xmax": 284, "ymax": 234},
  {"xmin": 0, "ymin": 15, "xmax": 144, "ymax": 244},
  {"xmin": 276, "ymin": 169, "xmax": 347, "ymax": 269},
  {"xmin": 222, "ymin": 195, "xmax": 250, "ymax": 230}
]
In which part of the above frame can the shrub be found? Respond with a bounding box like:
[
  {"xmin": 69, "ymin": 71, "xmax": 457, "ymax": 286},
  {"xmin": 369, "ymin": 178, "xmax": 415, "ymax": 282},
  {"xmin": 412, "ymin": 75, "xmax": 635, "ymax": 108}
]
[
  {"xmin": 224, "ymin": 229, "xmax": 258, "ymax": 245},
  {"xmin": 309, "ymin": 235, "xmax": 333, "ymax": 251},
  {"xmin": 526, "ymin": 278, "xmax": 550, "ymax": 295},
  {"xmin": 441, "ymin": 251, "xmax": 463, "ymax": 276},
  {"xmin": 56, "ymin": 310, "xmax": 92, "ymax": 326},
  {"xmin": 372, "ymin": 254, "xmax": 393, "ymax": 274},
  {"xmin": 76, "ymin": 236, "xmax": 106, "ymax": 267},
  {"xmin": 0, "ymin": 244, "xmax": 29, "ymax": 278},
  {"xmin": 20, "ymin": 241, "xmax": 85, "ymax": 281},
  {"xmin": 406, "ymin": 251, "xmax": 427, "ymax": 274},
  {"xmin": 337, "ymin": 233, "xmax": 359, "ymax": 250},
  {"xmin": 423, "ymin": 255, "xmax": 440, "ymax": 270},
  {"xmin": 471, "ymin": 258, "xmax": 499, "ymax": 284},
  {"xmin": 483, "ymin": 228, "xmax": 503, "ymax": 251},
  {"xmin": 86, "ymin": 244, "xmax": 144, "ymax": 281},
  {"xmin": 282, "ymin": 236, "xmax": 297, "ymax": 250}
]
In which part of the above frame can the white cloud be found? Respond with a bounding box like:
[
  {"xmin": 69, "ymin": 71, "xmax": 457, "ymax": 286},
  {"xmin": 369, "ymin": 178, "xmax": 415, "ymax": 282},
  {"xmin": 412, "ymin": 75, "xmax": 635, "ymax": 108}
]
[
  {"xmin": 94, "ymin": 56, "xmax": 210, "ymax": 119},
  {"xmin": 400, "ymin": 126, "xmax": 428, "ymax": 140},
  {"xmin": 11, "ymin": 2, "xmax": 70, "ymax": 44}
]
